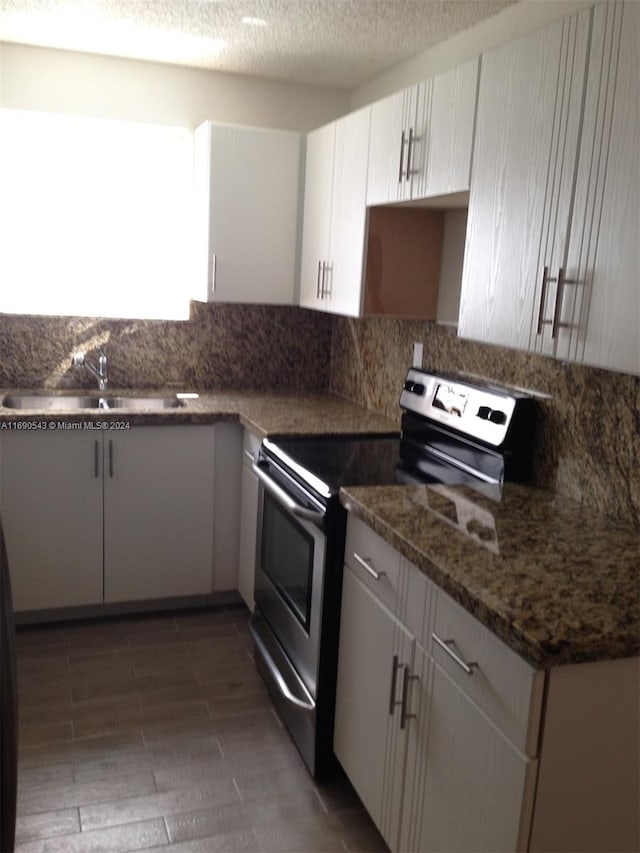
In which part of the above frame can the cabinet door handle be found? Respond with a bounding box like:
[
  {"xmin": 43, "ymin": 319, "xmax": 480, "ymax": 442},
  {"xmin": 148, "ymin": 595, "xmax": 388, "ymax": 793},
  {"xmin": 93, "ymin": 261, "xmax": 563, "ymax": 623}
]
[
  {"xmin": 388, "ymin": 654, "xmax": 403, "ymax": 716},
  {"xmin": 536, "ymin": 265, "xmax": 551, "ymax": 335},
  {"xmin": 94, "ymin": 440, "xmax": 99, "ymax": 478},
  {"xmin": 321, "ymin": 262, "xmax": 331, "ymax": 298},
  {"xmin": 432, "ymin": 632, "xmax": 478, "ymax": 675},
  {"xmin": 406, "ymin": 127, "xmax": 414, "ymax": 180},
  {"xmin": 211, "ymin": 253, "xmax": 217, "ymax": 294},
  {"xmin": 316, "ymin": 260, "xmax": 322, "ymax": 299},
  {"xmin": 353, "ymin": 551, "xmax": 385, "ymax": 580},
  {"xmin": 398, "ymin": 129, "xmax": 406, "ymax": 183},
  {"xmin": 108, "ymin": 440, "xmax": 114, "ymax": 478},
  {"xmin": 400, "ymin": 665, "xmax": 419, "ymax": 729},
  {"xmin": 551, "ymin": 268, "xmax": 581, "ymax": 339},
  {"xmin": 551, "ymin": 266, "xmax": 566, "ymax": 339}
]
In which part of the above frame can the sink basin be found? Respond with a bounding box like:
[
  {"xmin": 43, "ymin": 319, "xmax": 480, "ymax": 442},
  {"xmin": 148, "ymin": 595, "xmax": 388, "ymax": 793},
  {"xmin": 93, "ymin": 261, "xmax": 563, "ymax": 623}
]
[
  {"xmin": 2, "ymin": 393, "xmax": 184, "ymax": 411},
  {"xmin": 102, "ymin": 396, "xmax": 183, "ymax": 410},
  {"xmin": 2, "ymin": 394, "xmax": 101, "ymax": 410}
]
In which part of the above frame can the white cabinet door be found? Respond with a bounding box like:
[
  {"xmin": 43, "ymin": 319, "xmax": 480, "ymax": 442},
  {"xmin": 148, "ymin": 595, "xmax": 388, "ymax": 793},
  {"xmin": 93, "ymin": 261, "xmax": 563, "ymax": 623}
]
[
  {"xmin": 367, "ymin": 61, "xmax": 478, "ymax": 206},
  {"xmin": 334, "ymin": 565, "xmax": 412, "ymax": 849},
  {"xmin": 367, "ymin": 88, "xmax": 417, "ymax": 205},
  {"xmin": 458, "ymin": 10, "xmax": 591, "ymax": 351},
  {"xmin": 195, "ymin": 121, "xmax": 301, "ymax": 305},
  {"xmin": 404, "ymin": 654, "xmax": 537, "ymax": 853},
  {"xmin": 1, "ymin": 431, "xmax": 103, "ymax": 612},
  {"xmin": 558, "ymin": 0, "xmax": 640, "ymax": 375},
  {"xmin": 103, "ymin": 426, "xmax": 215, "ymax": 603},
  {"xmin": 299, "ymin": 122, "xmax": 335, "ymax": 310},
  {"xmin": 420, "ymin": 58, "xmax": 479, "ymax": 198},
  {"xmin": 325, "ymin": 106, "xmax": 371, "ymax": 317},
  {"xmin": 300, "ymin": 109, "xmax": 370, "ymax": 317},
  {"xmin": 237, "ymin": 430, "xmax": 260, "ymax": 611}
]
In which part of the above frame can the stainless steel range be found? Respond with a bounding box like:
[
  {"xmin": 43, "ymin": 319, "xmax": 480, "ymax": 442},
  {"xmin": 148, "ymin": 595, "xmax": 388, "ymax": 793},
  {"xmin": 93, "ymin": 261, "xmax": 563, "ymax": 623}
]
[{"xmin": 249, "ymin": 369, "xmax": 536, "ymax": 778}]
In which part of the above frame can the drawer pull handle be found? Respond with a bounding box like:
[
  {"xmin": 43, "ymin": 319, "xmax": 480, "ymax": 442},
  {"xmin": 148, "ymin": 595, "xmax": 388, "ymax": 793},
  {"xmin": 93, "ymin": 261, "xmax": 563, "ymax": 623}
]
[
  {"xmin": 432, "ymin": 632, "xmax": 478, "ymax": 675},
  {"xmin": 353, "ymin": 552, "xmax": 385, "ymax": 580}
]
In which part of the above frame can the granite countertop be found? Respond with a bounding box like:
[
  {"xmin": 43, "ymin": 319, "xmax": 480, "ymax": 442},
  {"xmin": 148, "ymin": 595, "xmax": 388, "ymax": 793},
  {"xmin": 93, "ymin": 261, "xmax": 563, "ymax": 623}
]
[
  {"xmin": 340, "ymin": 482, "xmax": 639, "ymax": 668},
  {"xmin": 0, "ymin": 388, "xmax": 399, "ymax": 438}
]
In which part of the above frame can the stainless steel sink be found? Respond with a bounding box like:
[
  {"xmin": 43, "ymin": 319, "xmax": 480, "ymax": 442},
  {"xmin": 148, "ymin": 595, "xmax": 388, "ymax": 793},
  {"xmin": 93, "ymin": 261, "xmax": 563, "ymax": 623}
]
[
  {"xmin": 102, "ymin": 396, "xmax": 183, "ymax": 410},
  {"xmin": 2, "ymin": 394, "xmax": 101, "ymax": 410},
  {"xmin": 2, "ymin": 394, "xmax": 184, "ymax": 411}
]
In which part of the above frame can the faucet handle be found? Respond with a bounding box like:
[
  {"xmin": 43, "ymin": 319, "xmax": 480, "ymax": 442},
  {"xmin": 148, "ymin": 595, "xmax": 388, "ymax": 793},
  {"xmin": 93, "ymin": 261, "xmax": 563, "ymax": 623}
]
[{"xmin": 72, "ymin": 351, "xmax": 86, "ymax": 367}]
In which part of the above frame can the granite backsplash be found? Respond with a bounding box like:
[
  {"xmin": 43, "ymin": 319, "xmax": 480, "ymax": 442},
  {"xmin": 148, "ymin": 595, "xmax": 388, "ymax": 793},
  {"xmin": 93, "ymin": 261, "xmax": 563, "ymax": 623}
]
[
  {"xmin": 1, "ymin": 303, "xmax": 637, "ymax": 528},
  {"xmin": 0, "ymin": 301, "xmax": 333, "ymax": 393},
  {"xmin": 329, "ymin": 316, "xmax": 640, "ymax": 530}
]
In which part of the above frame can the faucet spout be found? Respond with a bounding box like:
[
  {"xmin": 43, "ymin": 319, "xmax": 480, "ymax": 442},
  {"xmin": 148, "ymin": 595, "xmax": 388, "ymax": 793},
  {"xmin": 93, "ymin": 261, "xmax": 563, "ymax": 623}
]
[{"xmin": 72, "ymin": 349, "xmax": 108, "ymax": 391}]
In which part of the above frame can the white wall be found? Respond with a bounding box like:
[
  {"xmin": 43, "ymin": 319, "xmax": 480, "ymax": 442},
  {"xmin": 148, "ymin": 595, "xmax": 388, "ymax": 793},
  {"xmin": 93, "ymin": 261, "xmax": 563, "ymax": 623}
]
[
  {"xmin": 0, "ymin": 42, "xmax": 350, "ymax": 132},
  {"xmin": 351, "ymin": 0, "xmax": 595, "ymax": 107}
]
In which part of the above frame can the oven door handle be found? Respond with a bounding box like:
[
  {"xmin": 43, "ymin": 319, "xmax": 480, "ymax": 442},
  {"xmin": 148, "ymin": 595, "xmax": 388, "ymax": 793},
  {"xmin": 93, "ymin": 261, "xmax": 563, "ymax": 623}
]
[
  {"xmin": 253, "ymin": 462, "xmax": 325, "ymax": 524},
  {"xmin": 251, "ymin": 619, "xmax": 316, "ymax": 712}
]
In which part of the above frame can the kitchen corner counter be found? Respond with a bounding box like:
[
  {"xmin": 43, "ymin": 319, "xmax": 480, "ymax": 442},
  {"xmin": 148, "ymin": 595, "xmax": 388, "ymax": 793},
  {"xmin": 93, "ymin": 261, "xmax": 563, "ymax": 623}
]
[
  {"xmin": 0, "ymin": 389, "xmax": 399, "ymax": 437},
  {"xmin": 340, "ymin": 482, "xmax": 640, "ymax": 668}
]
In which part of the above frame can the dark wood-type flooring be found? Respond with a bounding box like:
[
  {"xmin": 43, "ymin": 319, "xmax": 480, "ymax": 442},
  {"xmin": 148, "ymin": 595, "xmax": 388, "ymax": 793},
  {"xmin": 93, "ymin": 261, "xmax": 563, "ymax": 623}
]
[{"xmin": 14, "ymin": 605, "xmax": 387, "ymax": 852}]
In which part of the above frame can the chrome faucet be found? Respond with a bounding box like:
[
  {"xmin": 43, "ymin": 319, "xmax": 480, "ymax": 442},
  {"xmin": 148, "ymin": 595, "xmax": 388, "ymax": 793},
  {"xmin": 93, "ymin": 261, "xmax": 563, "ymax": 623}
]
[{"xmin": 72, "ymin": 349, "xmax": 108, "ymax": 391}]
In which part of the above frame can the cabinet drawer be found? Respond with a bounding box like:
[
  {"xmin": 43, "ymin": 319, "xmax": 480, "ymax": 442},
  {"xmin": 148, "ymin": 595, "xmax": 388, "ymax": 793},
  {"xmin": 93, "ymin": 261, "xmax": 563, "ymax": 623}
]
[
  {"xmin": 432, "ymin": 589, "xmax": 544, "ymax": 756},
  {"xmin": 345, "ymin": 514, "xmax": 401, "ymax": 614}
]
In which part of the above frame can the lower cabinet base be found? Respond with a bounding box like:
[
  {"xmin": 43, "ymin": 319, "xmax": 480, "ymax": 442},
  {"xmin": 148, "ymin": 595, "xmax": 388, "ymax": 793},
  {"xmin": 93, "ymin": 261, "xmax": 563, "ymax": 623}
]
[{"xmin": 13, "ymin": 589, "xmax": 243, "ymax": 626}]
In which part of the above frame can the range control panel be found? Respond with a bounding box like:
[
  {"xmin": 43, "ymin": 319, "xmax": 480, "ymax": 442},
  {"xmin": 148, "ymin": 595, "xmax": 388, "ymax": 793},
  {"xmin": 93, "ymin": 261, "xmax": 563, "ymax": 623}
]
[{"xmin": 400, "ymin": 368, "xmax": 530, "ymax": 448}]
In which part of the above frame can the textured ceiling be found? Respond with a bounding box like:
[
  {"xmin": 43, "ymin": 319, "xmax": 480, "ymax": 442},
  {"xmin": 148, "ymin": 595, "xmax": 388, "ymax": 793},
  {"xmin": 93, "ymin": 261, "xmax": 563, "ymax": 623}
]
[{"xmin": 0, "ymin": 0, "xmax": 515, "ymax": 88}]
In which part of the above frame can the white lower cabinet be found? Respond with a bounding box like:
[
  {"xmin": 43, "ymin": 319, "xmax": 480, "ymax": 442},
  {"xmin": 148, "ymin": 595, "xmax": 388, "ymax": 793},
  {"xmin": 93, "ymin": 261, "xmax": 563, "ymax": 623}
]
[
  {"xmin": 336, "ymin": 513, "xmax": 639, "ymax": 852},
  {"xmin": 1, "ymin": 430, "xmax": 103, "ymax": 612},
  {"xmin": 104, "ymin": 426, "xmax": 216, "ymax": 603},
  {"xmin": 402, "ymin": 648, "xmax": 537, "ymax": 853},
  {"xmin": 334, "ymin": 566, "xmax": 410, "ymax": 845},
  {"xmin": 335, "ymin": 513, "xmax": 542, "ymax": 853},
  {"xmin": 1, "ymin": 425, "xmax": 217, "ymax": 613}
]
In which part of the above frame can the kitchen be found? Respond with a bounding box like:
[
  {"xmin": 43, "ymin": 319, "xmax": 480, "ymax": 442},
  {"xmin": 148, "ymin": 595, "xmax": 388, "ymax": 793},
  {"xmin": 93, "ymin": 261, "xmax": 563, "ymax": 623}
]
[{"xmin": 0, "ymin": 0, "xmax": 638, "ymax": 851}]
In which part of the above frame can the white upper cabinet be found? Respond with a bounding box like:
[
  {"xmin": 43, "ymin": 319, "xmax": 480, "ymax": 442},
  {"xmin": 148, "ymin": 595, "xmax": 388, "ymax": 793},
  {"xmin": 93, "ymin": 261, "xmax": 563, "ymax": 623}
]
[
  {"xmin": 458, "ymin": 10, "xmax": 591, "ymax": 352},
  {"xmin": 459, "ymin": 1, "xmax": 639, "ymax": 376},
  {"xmin": 554, "ymin": 0, "xmax": 639, "ymax": 374},
  {"xmin": 423, "ymin": 59, "xmax": 480, "ymax": 198},
  {"xmin": 367, "ymin": 58, "xmax": 479, "ymax": 205},
  {"xmin": 194, "ymin": 121, "xmax": 302, "ymax": 305},
  {"xmin": 367, "ymin": 86, "xmax": 421, "ymax": 205},
  {"xmin": 299, "ymin": 122, "xmax": 336, "ymax": 311},
  {"xmin": 299, "ymin": 107, "xmax": 371, "ymax": 317}
]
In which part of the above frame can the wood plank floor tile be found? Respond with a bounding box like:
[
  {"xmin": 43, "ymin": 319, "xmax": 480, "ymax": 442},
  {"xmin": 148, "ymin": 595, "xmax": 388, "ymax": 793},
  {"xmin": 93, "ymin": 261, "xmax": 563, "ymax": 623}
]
[
  {"xmin": 15, "ymin": 807, "xmax": 80, "ymax": 844},
  {"xmin": 163, "ymin": 801, "xmax": 251, "ymax": 844},
  {"xmin": 14, "ymin": 817, "xmax": 168, "ymax": 853},
  {"xmin": 145, "ymin": 830, "xmax": 260, "ymax": 853},
  {"xmin": 79, "ymin": 779, "xmax": 241, "ymax": 831},
  {"xmin": 18, "ymin": 770, "xmax": 157, "ymax": 815},
  {"xmin": 18, "ymin": 720, "xmax": 74, "ymax": 748}
]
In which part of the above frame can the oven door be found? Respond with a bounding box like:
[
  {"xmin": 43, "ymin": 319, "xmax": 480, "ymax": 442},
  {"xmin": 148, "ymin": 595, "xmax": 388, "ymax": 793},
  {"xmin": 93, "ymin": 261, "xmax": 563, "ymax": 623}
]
[{"xmin": 252, "ymin": 460, "xmax": 327, "ymax": 701}]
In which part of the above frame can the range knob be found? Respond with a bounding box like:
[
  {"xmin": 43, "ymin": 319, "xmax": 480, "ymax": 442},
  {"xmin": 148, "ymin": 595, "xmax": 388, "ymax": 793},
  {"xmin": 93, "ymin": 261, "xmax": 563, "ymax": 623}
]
[
  {"xmin": 403, "ymin": 381, "xmax": 426, "ymax": 395},
  {"xmin": 477, "ymin": 406, "xmax": 491, "ymax": 420},
  {"xmin": 489, "ymin": 409, "xmax": 507, "ymax": 425}
]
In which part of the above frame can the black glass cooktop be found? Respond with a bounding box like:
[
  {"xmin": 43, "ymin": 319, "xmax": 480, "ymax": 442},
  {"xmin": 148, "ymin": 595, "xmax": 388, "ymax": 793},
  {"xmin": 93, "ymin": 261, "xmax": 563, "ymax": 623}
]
[{"xmin": 262, "ymin": 432, "xmax": 497, "ymax": 500}]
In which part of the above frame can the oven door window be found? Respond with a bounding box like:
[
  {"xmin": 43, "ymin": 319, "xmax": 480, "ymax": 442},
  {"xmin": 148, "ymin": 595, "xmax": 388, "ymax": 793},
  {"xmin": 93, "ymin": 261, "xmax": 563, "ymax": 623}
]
[{"xmin": 261, "ymin": 492, "xmax": 314, "ymax": 632}]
